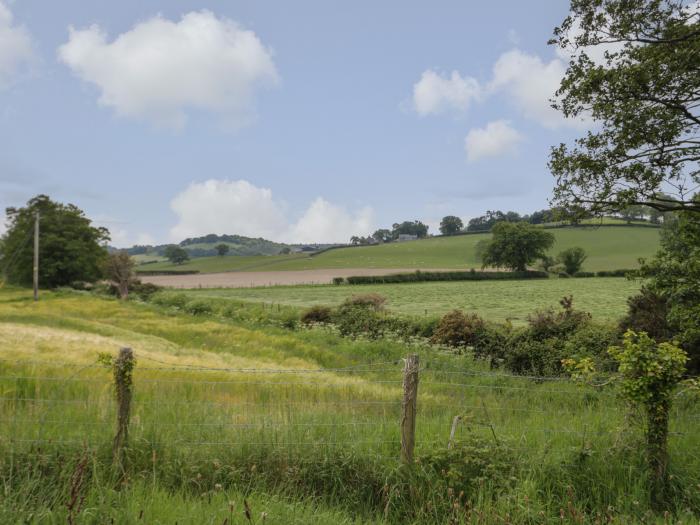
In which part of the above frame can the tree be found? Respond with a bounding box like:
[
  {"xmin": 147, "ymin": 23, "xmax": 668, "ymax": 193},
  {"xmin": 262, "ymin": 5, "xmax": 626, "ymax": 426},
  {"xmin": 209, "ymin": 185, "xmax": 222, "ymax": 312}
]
[
  {"xmin": 103, "ymin": 251, "xmax": 135, "ymax": 299},
  {"xmin": 164, "ymin": 245, "xmax": 190, "ymax": 265},
  {"xmin": 391, "ymin": 221, "xmax": 429, "ymax": 239},
  {"xmin": 481, "ymin": 222, "xmax": 555, "ymax": 272},
  {"xmin": 215, "ymin": 243, "xmax": 230, "ymax": 256},
  {"xmin": 557, "ymin": 247, "xmax": 587, "ymax": 275},
  {"xmin": 279, "ymin": 247, "xmax": 292, "ymax": 255},
  {"xmin": 439, "ymin": 216, "xmax": 464, "ymax": 236},
  {"xmin": 549, "ymin": 1, "xmax": 700, "ymax": 216},
  {"xmin": 371, "ymin": 229, "xmax": 392, "ymax": 243},
  {"xmin": 0, "ymin": 195, "xmax": 108, "ymax": 287},
  {"xmin": 638, "ymin": 208, "xmax": 700, "ymax": 373}
]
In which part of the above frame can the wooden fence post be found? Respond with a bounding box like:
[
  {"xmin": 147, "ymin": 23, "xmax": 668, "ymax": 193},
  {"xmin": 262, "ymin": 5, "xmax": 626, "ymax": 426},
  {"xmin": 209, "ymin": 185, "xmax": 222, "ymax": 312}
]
[
  {"xmin": 113, "ymin": 347, "xmax": 134, "ymax": 473},
  {"xmin": 400, "ymin": 354, "xmax": 419, "ymax": 464}
]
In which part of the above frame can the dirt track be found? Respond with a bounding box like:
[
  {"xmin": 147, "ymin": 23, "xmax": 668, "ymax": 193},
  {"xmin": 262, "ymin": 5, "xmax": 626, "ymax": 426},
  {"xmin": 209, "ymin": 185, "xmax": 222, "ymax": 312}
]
[{"xmin": 140, "ymin": 268, "xmax": 453, "ymax": 289}]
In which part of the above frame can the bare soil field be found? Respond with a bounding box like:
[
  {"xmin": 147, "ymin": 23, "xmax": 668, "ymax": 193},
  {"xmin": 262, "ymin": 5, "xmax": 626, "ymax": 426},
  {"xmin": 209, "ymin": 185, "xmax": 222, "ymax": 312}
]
[{"xmin": 140, "ymin": 268, "xmax": 452, "ymax": 288}]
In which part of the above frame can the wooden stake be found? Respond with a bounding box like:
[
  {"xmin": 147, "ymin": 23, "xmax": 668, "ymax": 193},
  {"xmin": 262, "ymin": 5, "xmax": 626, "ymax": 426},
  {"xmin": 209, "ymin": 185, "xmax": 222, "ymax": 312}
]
[{"xmin": 400, "ymin": 354, "xmax": 419, "ymax": 464}]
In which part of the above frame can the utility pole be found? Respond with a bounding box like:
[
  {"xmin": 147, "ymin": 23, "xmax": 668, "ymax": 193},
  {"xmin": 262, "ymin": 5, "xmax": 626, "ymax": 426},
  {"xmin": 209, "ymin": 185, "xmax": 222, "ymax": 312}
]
[{"xmin": 33, "ymin": 211, "xmax": 39, "ymax": 301}]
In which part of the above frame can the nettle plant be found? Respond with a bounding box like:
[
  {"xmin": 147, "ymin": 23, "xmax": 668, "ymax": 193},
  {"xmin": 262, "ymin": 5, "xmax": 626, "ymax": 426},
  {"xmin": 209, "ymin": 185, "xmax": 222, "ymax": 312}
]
[{"xmin": 565, "ymin": 330, "xmax": 688, "ymax": 508}]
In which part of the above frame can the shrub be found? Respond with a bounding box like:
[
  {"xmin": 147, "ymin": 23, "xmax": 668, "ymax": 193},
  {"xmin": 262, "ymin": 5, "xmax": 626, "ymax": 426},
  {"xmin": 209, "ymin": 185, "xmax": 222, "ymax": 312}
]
[
  {"xmin": 563, "ymin": 323, "xmax": 621, "ymax": 371},
  {"xmin": 341, "ymin": 293, "xmax": 387, "ymax": 311},
  {"xmin": 619, "ymin": 286, "xmax": 671, "ymax": 342},
  {"xmin": 345, "ymin": 270, "xmax": 548, "ymax": 285},
  {"xmin": 558, "ymin": 272, "xmax": 570, "ymax": 278},
  {"xmin": 472, "ymin": 323, "xmax": 512, "ymax": 363},
  {"xmin": 301, "ymin": 305, "xmax": 333, "ymax": 325},
  {"xmin": 333, "ymin": 304, "xmax": 384, "ymax": 339},
  {"xmin": 557, "ymin": 247, "xmax": 587, "ymax": 275},
  {"xmin": 572, "ymin": 271, "xmax": 595, "ymax": 278},
  {"xmin": 151, "ymin": 292, "xmax": 189, "ymax": 309},
  {"xmin": 183, "ymin": 299, "xmax": 214, "ymax": 316},
  {"xmin": 430, "ymin": 310, "xmax": 485, "ymax": 348},
  {"xmin": 503, "ymin": 336, "xmax": 566, "ymax": 376},
  {"xmin": 527, "ymin": 296, "xmax": 591, "ymax": 340},
  {"xmin": 596, "ymin": 269, "xmax": 633, "ymax": 277},
  {"xmin": 332, "ymin": 277, "xmax": 345, "ymax": 285},
  {"xmin": 279, "ymin": 310, "xmax": 299, "ymax": 330},
  {"xmin": 129, "ymin": 281, "xmax": 161, "ymax": 300}
]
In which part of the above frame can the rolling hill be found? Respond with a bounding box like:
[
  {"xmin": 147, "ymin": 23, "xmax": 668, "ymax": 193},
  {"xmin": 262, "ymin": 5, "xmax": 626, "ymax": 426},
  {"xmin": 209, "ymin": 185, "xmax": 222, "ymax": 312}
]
[{"xmin": 138, "ymin": 225, "xmax": 661, "ymax": 274}]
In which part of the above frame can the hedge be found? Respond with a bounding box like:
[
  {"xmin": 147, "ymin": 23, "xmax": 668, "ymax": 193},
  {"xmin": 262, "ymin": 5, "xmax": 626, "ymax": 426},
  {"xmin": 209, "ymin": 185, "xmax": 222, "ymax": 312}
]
[
  {"xmin": 135, "ymin": 270, "xmax": 200, "ymax": 276},
  {"xmin": 573, "ymin": 271, "xmax": 595, "ymax": 278},
  {"xmin": 344, "ymin": 270, "xmax": 548, "ymax": 285},
  {"xmin": 595, "ymin": 269, "xmax": 634, "ymax": 277}
]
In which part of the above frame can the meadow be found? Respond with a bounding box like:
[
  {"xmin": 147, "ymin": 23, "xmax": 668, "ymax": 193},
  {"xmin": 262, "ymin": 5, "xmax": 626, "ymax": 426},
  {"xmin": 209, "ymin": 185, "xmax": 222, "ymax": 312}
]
[
  {"xmin": 181, "ymin": 277, "xmax": 640, "ymax": 322},
  {"xmin": 138, "ymin": 226, "xmax": 661, "ymax": 274},
  {"xmin": 1, "ymin": 287, "xmax": 699, "ymax": 523}
]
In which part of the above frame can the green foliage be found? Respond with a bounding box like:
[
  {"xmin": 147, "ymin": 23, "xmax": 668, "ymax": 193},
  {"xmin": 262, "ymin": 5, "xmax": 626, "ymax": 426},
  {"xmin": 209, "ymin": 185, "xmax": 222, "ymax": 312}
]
[
  {"xmin": 345, "ymin": 269, "xmax": 548, "ymax": 284},
  {"xmin": 481, "ymin": 222, "xmax": 555, "ymax": 271},
  {"xmin": 573, "ymin": 271, "xmax": 594, "ymax": 278},
  {"xmin": 430, "ymin": 310, "xmax": 485, "ymax": 348},
  {"xmin": 438, "ymin": 215, "xmax": 464, "ymax": 236},
  {"xmin": 102, "ymin": 251, "xmax": 135, "ymax": 299},
  {"xmin": 341, "ymin": 293, "xmax": 387, "ymax": 311},
  {"xmin": 215, "ymin": 243, "xmax": 230, "ymax": 256},
  {"xmin": 619, "ymin": 286, "xmax": 671, "ymax": 343},
  {"xmin": 183, "ymin": 299, "xmax": 214, "ymax": 316},
  {"xmin": 332, "ymin": 277, "xmax": 345, "ymax": 285},
  {"xmin": 558, "ymin": 246, "xmax": 587, "ymax": 275},
  {"xmin": 391, "ymin": 220, "xmax": 428, "ymax": 239},
  {"xmin": 549, "ymin": 1, "xmax": 700, "ymax": 215},
  {"xmin": 0, "ymin": 194, "xmax": 109, "ymax": 287},
  {"xmin": 164, "ymin": 245, "xmax": 190, "ymax": 265}
]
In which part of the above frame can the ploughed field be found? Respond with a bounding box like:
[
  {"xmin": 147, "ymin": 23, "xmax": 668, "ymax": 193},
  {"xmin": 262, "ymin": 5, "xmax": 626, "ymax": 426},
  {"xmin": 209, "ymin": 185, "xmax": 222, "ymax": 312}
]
[
  {"xmin": 1, "ymin": 287, "xmax": 698, "ymax": 522},
  {"xmin": 138, "ymin": 226, "xmax": 661, "ymax": 275},
  {"xmin": 178, "ymin": 277, "xmax": 640, "ymax": 322}
]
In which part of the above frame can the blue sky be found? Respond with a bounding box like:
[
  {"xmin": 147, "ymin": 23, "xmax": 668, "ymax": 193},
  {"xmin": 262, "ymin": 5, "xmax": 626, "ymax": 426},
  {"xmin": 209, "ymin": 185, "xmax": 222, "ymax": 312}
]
[{"xmin": 0, "ymin": 0, "xmax": 585, "ymax": 246}]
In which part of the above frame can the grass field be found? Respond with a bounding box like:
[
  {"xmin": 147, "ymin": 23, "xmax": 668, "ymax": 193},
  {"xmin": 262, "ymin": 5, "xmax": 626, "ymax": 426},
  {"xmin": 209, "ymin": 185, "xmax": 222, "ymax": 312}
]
[
  {"xmin": 139, "ymin": 226, "xmax": 661, "ymax": 274},
  {"xmin": 182, "ymin": 277, "xmax": 640, "ymax": 322},
  {"xmin": 1, "ymin": 287, "xmax": 698, "ymax": 522}
]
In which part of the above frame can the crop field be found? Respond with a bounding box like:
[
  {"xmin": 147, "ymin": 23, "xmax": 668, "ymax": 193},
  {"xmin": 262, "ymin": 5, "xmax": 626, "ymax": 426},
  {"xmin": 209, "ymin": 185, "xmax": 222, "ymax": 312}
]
[
  {"xmin": 139, "ymin": 226, "xmax": 661, "ymax": 275},
  {"xmin": 182, "ymin": 277, "xmax": 640, "ymax": 322},
  {"xmin": 1, "ymin": 287, "xmax": 699, "ymax": 523}
]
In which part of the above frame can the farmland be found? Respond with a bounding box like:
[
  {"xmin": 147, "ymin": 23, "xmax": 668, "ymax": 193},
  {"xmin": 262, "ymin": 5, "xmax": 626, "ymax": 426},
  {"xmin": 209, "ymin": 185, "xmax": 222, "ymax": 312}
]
[
  {"xmin": 1, "ymin": 287, "xmax": 699, "ymax": 523},
  {"xmin": 138, "ymin": 226, "xmax": 661, "ymax": 275},
  {"xmin": 182, "ymin": 276, "xmax": 640, "ymax": 322}
]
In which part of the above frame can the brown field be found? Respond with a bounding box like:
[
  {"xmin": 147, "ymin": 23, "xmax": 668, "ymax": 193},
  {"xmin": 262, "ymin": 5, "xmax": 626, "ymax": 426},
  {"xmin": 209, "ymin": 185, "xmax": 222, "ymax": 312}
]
[{"xmin": 140, "ymin": 268, "xmax": 452, "ymax": 288}]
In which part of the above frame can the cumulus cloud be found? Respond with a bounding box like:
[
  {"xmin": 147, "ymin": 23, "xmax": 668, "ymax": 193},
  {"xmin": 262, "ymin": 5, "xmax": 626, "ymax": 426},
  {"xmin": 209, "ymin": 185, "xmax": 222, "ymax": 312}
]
[
  {"xmin": 169, "ymin": 179, "xmax": 374, "ymax": 243},
  {"xmin": 58, "ymin": 10, "xmax": 278, "ymax": 129},
  {"xmin": 489, "ymin": 49, "xmax": 571, "ymax": 129},
  {"xmin": 412, "ymin": 70, "xmax": 481, "ymax": 116},
  {"xmin": 464, "ymin": 120, "xmax": 523, "ymax": 162},
  {"xmin": 0, "ymin": 1, "xmax": 33, "ymax": 88},
  {"xmin": 109, "ymin": 229, "xmax": 156, "ymax": 248}
]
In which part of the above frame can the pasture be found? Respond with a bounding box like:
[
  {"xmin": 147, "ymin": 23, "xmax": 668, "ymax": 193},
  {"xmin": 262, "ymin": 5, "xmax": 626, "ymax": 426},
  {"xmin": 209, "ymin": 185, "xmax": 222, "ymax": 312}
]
[
  {"xmin": 138, "ymin": 226, "xmax": 661, "ymax": 275},
  {"xmin": 1, "ymin": 287, "xmax": 698, "ymax": 522},
  {"xmin": 180, "ymin": 277, "xmax": 640, "ymax": 322}
]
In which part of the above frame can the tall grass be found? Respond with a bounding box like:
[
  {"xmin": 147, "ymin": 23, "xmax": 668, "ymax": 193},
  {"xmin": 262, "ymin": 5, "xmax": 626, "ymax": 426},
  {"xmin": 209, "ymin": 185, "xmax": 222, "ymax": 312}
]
[{"xmin": 0, "ymin": 288, "xmax": 699, "ymax": 523}]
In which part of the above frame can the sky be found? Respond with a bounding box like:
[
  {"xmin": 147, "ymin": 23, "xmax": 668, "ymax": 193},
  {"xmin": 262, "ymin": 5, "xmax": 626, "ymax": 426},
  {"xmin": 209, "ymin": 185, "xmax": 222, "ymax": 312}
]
[{"xmin": 0, "ymin": 0, "xmax": 589, "ymax": 246}]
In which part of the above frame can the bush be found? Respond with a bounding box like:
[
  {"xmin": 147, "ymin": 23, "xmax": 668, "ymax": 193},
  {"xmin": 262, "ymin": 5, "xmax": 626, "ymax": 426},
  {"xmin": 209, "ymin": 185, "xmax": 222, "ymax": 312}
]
[
  {"xmin": 341, "ymin": 293, "xmax": 387, "ymax": 311},
  {"xmin": 527, "ymin": 296, "xmax": 591, "ymax": 339},
  {"xmin": 557, "ymin": 247, "xmax": 587, "ymax": 275},
  {"xmin": 183, "ymin": 299, "xmax": 214, "ymax": 316},
  {"xmin": 596, "ymin": 269, "xmax": 633, "ymax": 277},
  {"xmin": 558, "ymin": 272, "xmax": 570, "ymax": 278},
  {"xmin": 345, "ymin": 270, "xmax": 548, "ymax": 285},
  {"xmin": 619, "ymin": 286, "xmax": 671, "ymax": 342},
  {"xmin": 472, "ymin": 323, "xmax": 512, "ymax": 362},
  {"xmin": 333, "ymin": 304, "xmax": 384, "ymax": 339},
  {"xmin": 563, "ymin": 323, "xmax": 621, "ymax": 371},
  {"xmin": 129, "ymin": 281, "xmax": 161, "ymax": 300},
  {"xmin": 503, "ymin": 336, "xmax": 566, "ymax": 376},
  {"xmin": 332, "ymin": 277, "xmax": 345, "ymax": 285},
  {"xmin": 573, "ymin": 271, "xmax": 595, "ymax": 278},
  {"xmin": 430, "ymin": 310, "xmax": 485, "ymax": 348},
  {"xmin": 151, "ymin": 292, "xmax": 189, "ymax": 309},
  {"xmin": 301, "ymin": 305, "xmax": 333, "ymax": 325}
]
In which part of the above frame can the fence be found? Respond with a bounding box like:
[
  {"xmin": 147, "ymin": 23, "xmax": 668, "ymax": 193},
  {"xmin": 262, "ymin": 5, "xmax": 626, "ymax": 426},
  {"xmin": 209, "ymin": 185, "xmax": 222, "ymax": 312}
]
[{"xmin": 1, "ymin": 350, "xmax": 698, "ymax": 472}]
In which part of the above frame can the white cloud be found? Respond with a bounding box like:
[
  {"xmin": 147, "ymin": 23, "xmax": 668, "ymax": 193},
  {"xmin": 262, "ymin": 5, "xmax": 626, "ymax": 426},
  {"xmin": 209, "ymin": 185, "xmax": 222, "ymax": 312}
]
[
  {"xmin": 107, "ymin": 228, "xmax": 156, "ymax": 248},
  {"xmin": 412, "ymin": 70, "xmax": 481, "ymax": 116},
  {"xmin": 169, "ymin": 179, "xmax": 374, "ymax": 243},
  {"xmin": 464, "ymin": 120, "xmax": 523, "ymax": 162},
  {"xmin": 58, "ymin": 10, "xmax": 278, "ymax": 129},
  {"xmin": 0, "ymin": 1, "xmax": 33, "ymax": 88},
  {"xmin": 489, "ymin": 49, "xmax": 571, "ymax": 129}
]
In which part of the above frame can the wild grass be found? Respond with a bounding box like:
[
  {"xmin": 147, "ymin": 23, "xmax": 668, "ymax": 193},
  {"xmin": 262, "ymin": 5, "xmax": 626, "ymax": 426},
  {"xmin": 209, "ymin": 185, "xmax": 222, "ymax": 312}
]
[
  {"xmin": 142, "ymin": 226, "xmax": 660, "ymax": 274},
  {"xmin": 0, "ymin": 288, "xmax": 698, "ymax": 523},
  {"xmin": 181, "ymin": 277, "xmax": 640, "ymax": 323}
]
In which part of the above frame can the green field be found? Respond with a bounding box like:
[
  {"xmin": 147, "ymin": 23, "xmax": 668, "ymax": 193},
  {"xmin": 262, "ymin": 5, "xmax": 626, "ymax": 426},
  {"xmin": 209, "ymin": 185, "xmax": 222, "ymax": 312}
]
[
  {"xmin": 0, "ymin": 287, "xmax": 698, "ymax": 523},
  {"xmin": 139, "ymin": 226, "xmax": 661, "ymax": 274},
  {"xmin": 183, "ymin": 277, "xmax": 640, "ymax": 322}
]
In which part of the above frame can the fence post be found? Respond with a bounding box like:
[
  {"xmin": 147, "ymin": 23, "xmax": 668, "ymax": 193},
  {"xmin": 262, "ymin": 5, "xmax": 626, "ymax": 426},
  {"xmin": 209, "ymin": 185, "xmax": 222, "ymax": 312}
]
[
  {"xmin": 113, "ymin": 347, "xmax": 134, "ymax": 473},
  {"xmin": 400, "ymin": 354, "xmax": 419, "ymax": 464}
]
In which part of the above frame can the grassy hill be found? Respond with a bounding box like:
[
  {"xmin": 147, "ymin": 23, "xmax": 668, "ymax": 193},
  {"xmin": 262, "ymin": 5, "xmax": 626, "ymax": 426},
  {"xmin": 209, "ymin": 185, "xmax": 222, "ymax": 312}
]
[{"xmin": 139, "ymin": 226, "xmax": 661, "ymax": 274}]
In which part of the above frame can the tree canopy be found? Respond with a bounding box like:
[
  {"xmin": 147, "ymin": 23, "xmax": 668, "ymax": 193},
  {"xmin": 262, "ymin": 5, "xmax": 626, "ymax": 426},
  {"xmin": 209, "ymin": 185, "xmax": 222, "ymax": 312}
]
[
  {"xmin": 392, "ymin": 221, "xmax": 429, "ymax": 239},
  {"xmin": 439, "ymin": 216, "xmax": 464, "ymax": 235},
  {"xmin": 164, "ymin": 245, "xmax": 190, "ymax": 265},
  {"xmin": 215, "ymin": 243, "xmax": 230, "ymax": 256},
  {"xmin": 0, "ymin": 195, "xmax": 109, "ymax": 287},
  {"xmin": 549, "ymin": 0, "xmax": 700, "ymax": 216},
  {"xmin": 481, "ymin": 222, "xmax": 555, "ymax": 272}
]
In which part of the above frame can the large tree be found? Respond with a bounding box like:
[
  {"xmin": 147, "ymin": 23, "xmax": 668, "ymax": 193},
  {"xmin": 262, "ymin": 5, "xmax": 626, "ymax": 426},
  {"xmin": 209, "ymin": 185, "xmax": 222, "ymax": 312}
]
[
  {"xmin": 164, "ymin": 245, "xmax": 190, "ymax": 265},
  {"xmin": 481, "ymin": 222, "xmax": 555, "ymax": 272},
  {"xmin": 0, "ymin": 195, "xmax": 109, "ymax": 287},
  {"xmin": 439, "ymin": 215, "xmax": 464, "ymax": 236},
  {"xmin": 549, "ymin": 0, "xmax": 700, "ymax": 216}
]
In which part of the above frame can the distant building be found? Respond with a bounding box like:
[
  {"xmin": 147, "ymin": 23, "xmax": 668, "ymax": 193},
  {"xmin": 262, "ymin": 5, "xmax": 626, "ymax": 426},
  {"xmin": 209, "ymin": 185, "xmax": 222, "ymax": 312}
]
[{"xmin": 397, "ymin": 234, "xmax": 418, "ymax": 242}]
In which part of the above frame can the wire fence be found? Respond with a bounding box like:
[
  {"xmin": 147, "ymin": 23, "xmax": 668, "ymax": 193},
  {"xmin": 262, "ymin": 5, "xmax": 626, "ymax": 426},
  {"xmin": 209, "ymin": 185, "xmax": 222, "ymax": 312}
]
[{"xmin": 0, "ymin": 351, "xmax": 698, "ymax": 466}]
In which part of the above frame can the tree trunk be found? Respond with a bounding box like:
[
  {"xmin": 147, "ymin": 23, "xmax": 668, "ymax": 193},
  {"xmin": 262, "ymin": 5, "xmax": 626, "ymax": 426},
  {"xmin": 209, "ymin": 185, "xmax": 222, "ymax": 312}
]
[{"xmin": 647, "ymin": 399, "xmax": 670, "ymax": 510}]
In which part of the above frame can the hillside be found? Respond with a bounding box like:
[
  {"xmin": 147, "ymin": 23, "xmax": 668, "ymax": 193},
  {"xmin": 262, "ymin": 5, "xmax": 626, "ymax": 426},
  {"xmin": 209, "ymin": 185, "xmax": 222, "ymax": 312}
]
[{"xmin": 138, "ymin": 225, "xmax": 661, "ymax": 274}]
